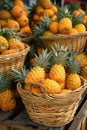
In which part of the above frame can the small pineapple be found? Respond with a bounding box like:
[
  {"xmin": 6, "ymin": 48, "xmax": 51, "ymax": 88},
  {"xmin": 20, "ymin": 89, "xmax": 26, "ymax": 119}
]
[
  {"xmin": 0, "ymin": 36, "xmax": 9, "ymax": 53},
  {"xmin": 1, "ymin": 49, "xmax": 18, "ymax": 55},
  {"xmin": 66, "ymin": 52, "xmax": 81, "ymax": 90},
  {"xmin": 76, "ymin": 49, "xmax": 87, "ymax": 67},
  {"xmin": 80, "ymin": 65, "xmax": 87, "ymax": 80},
  {"xmin": 0, "ymin": 74, "xmax": 16, "ymax": 112},
  {"xmin": 42, "ymin": 79, "xmax": 61, "ymax": 94}
]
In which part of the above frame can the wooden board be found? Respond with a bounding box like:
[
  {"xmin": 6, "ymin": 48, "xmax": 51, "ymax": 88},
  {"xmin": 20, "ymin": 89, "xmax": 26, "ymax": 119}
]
[{"xmin": 0, "ymin": 91, "xmax": 86, "ymax": 130}]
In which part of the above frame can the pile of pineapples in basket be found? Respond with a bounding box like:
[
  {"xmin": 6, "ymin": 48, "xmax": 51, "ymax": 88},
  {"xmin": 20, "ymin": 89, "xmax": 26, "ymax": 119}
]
[{"xmin": 0, "ymin": 0, "xmax": 87, "ymax": 113}]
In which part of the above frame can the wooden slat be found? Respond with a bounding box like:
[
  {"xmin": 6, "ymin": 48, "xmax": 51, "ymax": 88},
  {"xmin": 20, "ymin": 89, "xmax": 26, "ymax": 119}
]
[{"xmin": 68, "ymin": 100, "xmax": 87, "ymax": 130}]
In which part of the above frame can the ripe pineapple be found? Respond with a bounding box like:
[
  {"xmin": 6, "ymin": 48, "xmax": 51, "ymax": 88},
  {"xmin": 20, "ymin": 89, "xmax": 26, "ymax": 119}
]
[
  {"xmin": 49, "ymin": 44, "xmax": 69, "ymax": 89},
  {"xmin": 76, "ymin": 50, "xmax": 87, "ymax": 67},
  {"xmin": 0, "ymin": 36, "xmax": 9, "ymax": 53},
  {"xmin": 8, "ymin": 38, "xmax": 25, "ymax": 51},
  {"xmin": 80, "ymin": 65, "xmax": 87, "ymax": 80},
  {"xmin": 1, "ymin": 49, "xmax": 18, "ymax": 55},
  {"xmin": 72, "ymin": 15, "xmax": 86, "ymax": 33},
  {"xmin": 42, "ymin": 79, "xmax": 61, "ymax": 94},
  {"xmin": 57, "ymin": 6, "xmax": 72, "ymax": 34},
  {"xmin": 0, "ymin": 74, "xmax": 16, "ymax": 112},
  {"xmin": 11, "ymin": 49, "xmax": 51, "ymax": 84},
  {"xmin": 0, "ymin": 9, "xmax": 12, "ymax": 20},
  {"xmin": 66, "ymin": 52, "xmax": 81, "ymax": 90}
]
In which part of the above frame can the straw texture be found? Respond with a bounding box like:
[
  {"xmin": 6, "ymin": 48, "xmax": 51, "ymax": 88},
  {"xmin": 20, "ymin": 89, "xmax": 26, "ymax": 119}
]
[
  {"xmin": 40, "ymin": 32, "xmax": 87, "ymax": 53},
  {"xmin": 0, "ymin": 44, "xmax": 30, "ymax": 77},
  {"xmin": 17, "ymin": 77, "xmax": 87, "ymax": 127}
]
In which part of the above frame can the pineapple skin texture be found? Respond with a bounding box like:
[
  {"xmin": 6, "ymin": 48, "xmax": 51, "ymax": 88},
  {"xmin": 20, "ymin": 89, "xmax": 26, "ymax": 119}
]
[
  {"xmin": 59, "ymin": 18, "xmax": 72, "ymax": 33},
  {"xmin": 42, "ymin": 79, "xmax": 61, "ymax": 94},
  {"xmin": 49, "ymin": 64, "xmax": 66, "ymax": 83},
  {"xmin": 0, "ymin": 90, "xmax": 16, "ymax": 112},
  {"xmin": 75, "ymin": 24, "xmax": 86, "ymax": 33},
  {"xmin": 66, "ymin": 73, "xmax": 81, "ymax": 90},
  {"xmin": 81, "ymin": 65, "xmax": 87, "ymax": 80},
  {"xmin": 25, "ymin": 66, "xmax": 45, "ymax": 83},
  {"xmin": 0, "ymin": 36, "xmax": 9, "ymax": 53}
]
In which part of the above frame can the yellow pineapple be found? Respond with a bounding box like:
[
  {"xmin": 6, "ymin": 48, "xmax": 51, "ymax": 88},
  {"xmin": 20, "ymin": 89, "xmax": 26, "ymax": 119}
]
[
  {"xmin": 80, "ymin": 65, "xmax": 87, "ymax": 80},
  {"xmin": 57, "ymin": 6, "xmax": 72, "ymax": 34},
  {"xmin": 76, "ymin": 50, "xmax": 87, "ymax": 67},
  {"xmin": 0, "ymin": 36, "xmax": 9, "ymax": 53},
  {"xmin": 66, "ymin": 52, "xmax": 81, "ymax": 90},
  {"xmin": 42, "ymin": 79, "xmax": 61, "ymax": 94},
  {"xmin": 25, "ymin": 49, "xmax": 51, "ymax": 83},
  {"xmin": 49, "ymin": 44, "xmax": 69, "ymax": 89},
  {"xmin": 11, "ymin": 49, "xmax": 51, "ymax": 84},
  {"xmin": 8, "ymin": 38, "xmax": 25, "ymax": 51},
  {"xmin": 49, "ymin": 21, "xmax": 59, "ymax": 34},
  {"xmin": 75, "ymin": 24, "xmax": 86, "ymax": 33},
  {"xmin": 0, "ymin": 74, "xmax": 16, "ymax": 112},
  {"xmin": 1, "ymin": 49, "xmax": 18, "ymax": 55}
]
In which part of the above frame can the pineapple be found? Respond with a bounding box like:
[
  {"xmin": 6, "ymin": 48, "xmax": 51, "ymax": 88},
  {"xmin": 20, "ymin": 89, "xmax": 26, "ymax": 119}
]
[
  {"xmin": 57, "ymin": 6, "xmax": 72, "ymax": 34},
  {"xmin": 76, "ymin": 49, "xmax": 87, "ymax": 67},
  {"xmin": 0, "ymin": 74, "xmax": 16, "ymax": 112},
  {"xmin": 0, "ymin": 36, "xmax": 9, "ymax": 53},
  {"xmin": 72, "ymin": 15, "xmax": 86, "ymax": 33},
  {"xmin": 25, "ymin": 49, "xmax": 51, "ymax": 83},
  {"xmin": 49, "ymin": 44, "xmax": 69, "ymax": 89},
  {"xmin": 1, "ymin": 49, "xmax": 18, "ymax": 55},
  {"xmin": 66, "ymin": 52, "xmax": 81, "ymax": 90},
  {"xmin": 32, "ymin": 14, "xmax": 52, "ymax": 36},
  {"xmin": 42, "ymin": 79, "xmax": 61, "ymax": 94},
  {"xmin": 8, "ymin": 38, "xmax": 25, "ymax": 51},
  {"xmin": 80, "ymin": 65, "xmax": 87, "ymax": 80},
  {"xmin": 11, "ymin": 49, "xmax": 51, "ymax": 84}
]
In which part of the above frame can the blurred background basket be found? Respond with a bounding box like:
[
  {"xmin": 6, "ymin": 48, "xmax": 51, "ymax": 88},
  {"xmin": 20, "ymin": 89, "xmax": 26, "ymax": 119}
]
[
  {"xmin": 40, "ymin": 32, "xmax": 87, "ymax": 53},
  {"xmin": 17, "ymin": 77, "xmax": 87, "ymax": 127},
  {"xmin": 0, "ymin": 44, "xmax": 30, "ymax": 78}
]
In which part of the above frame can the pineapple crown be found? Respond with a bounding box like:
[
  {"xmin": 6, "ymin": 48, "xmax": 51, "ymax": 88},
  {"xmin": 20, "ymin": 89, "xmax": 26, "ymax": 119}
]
[
  {"xmin": 28, "ymin": 3, "xmax": 37, "ymax": 21},
  {"xmin": 51, "ymin": 43, "xmax": 68, "ymax": 54},
  {"xmin": 10, "ymin": 67, "xmax": 29, "ymax": 84},
  {"xmin": 72, "ymin": 15, "xmax": 84, "ymax": 26},
  {"xmin": 0, "ymin": 0, "xmax": 14, "ymax": 10},
  {"xmin": 33, "ymin": 49, "xmax": 52, "ymax": 72},
  {"xmin": 57, "ymin": 5, "xmax": 72, "ymax": 21},
  {"xmin": 32, "ymin": 14, "xmax": 52, "ymax": 36},
  {"xmin": 51, "ymin": 44, "xmax": 69, "ymax": 66},
  {"xmin": 66, "ymin": 51, "xmax": 81, "ymax": 74},
  {"xmin": 68, "ymin": 2, "xmax": 80, "ymax": 12},
  {"xmin": 0, "ymin": 28, "xmax": 17, "ymax": 40},
  {"xmin": 0, "ymin": 74, "xmax": 9, "ymax": 91}
]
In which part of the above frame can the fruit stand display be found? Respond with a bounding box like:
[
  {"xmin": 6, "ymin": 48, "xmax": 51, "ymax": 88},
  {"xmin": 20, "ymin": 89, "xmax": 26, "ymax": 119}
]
[{"xmin": 0, "ymin": 0, "xmax": 87, "ymax": 130}]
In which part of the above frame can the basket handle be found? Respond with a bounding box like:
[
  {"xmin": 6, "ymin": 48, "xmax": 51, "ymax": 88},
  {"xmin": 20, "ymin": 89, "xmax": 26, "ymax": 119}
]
[{"xmin": 17, "ymin": 82, "xmax": 53, "ymax": 98}]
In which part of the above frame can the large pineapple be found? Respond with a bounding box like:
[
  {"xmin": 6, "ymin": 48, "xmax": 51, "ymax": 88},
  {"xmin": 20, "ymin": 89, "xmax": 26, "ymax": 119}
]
[
  {"xmin": 11, "ymin": 49, "xmax": 51, "ymax": 84},
  {"xmin": 0, "ymin": 74, "xmax": 16, "ymax": 112},
  {"xmin": 49, "ymin": 44, "xmax": 69, "ymax": 89},
  {"xmin": 57, "ymin": 6, "xmax": 72, "ymax": 34},
  {"xmin": 66, "ymin": 52, "xmax": 81, "ymax": 90}
]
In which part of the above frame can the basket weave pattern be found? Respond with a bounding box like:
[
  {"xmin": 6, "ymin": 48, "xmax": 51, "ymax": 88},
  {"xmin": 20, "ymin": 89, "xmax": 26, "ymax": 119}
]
[
  {"xmin": 0, "ymin": 44, "xmax": 30, "ymax": 77},
  {"xmin": 40, "ymin": 33, "xmax": 87, "ymax": 53},
  {"xmin": 17, "ymin": 77, "xmax": 87, "ymax": 127}
]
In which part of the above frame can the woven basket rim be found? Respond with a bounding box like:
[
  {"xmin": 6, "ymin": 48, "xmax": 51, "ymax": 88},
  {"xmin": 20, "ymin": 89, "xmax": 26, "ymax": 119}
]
[
  {"xmin": 39, "ymin": 32, "xmax": 87, "ymax": 40},
  {"xmin": 0, "ymin": 44, "xmax": 30, "ymax": 60},
  {"xmin": 17, "ymin": 76, "xmax": 87, "ymax": 98}
]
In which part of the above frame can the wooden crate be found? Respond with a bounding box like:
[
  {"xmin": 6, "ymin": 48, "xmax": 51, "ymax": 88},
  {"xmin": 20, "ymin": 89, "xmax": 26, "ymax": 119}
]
[{"xmin": 0, "ymin": 91, "xmax": 87, "ymax": 130}]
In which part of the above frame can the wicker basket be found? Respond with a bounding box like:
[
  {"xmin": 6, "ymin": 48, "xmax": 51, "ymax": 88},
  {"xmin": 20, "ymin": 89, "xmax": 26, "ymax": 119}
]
[
  {"xmin": 39, "ymin": 32, "xmax": 87, "ymax": 53},
  {"xmin": 0, "ymin": 44, "xmax": 30, "ymax": 78},
  {"xmin": 17, "ymin": 77, "xmax": 87, "ymax": 127}
]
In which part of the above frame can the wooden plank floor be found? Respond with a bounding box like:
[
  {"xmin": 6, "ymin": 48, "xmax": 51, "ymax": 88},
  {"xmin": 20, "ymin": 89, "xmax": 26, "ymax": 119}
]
[{"xmin": 0, "ymin": 91, "xmax": 86, "ymax": 130}]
